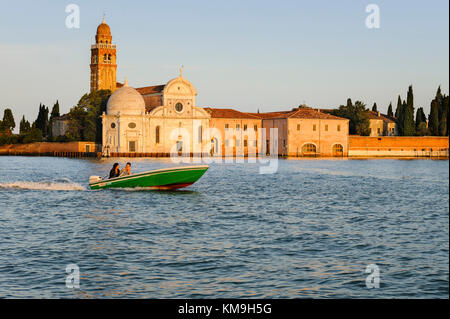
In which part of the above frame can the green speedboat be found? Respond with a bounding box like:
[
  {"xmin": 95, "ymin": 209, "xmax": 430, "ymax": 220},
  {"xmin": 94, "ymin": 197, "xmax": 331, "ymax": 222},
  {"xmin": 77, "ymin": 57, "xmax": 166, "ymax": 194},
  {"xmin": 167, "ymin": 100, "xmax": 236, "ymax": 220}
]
[{"xmin": 89, "ymin": 165, "xmax": 209, "ymax": 190}]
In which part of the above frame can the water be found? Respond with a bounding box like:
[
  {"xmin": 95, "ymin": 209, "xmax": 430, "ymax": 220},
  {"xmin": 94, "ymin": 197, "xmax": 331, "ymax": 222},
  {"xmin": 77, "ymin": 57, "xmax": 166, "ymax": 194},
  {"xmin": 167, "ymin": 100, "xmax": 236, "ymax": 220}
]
[{"xmin": 0, "ymin": 156, "xmax": 448, "ymax": 298}]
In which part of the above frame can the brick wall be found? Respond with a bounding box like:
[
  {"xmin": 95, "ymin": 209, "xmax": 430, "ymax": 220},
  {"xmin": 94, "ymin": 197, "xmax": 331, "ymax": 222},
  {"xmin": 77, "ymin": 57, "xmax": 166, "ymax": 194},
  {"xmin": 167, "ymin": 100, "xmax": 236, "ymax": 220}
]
[
  {"xmin": 0, "ymin": 142, "xmax": 96, "ymax": 155},
  {"xmin": 349, "ymin": 136, "xmax": 449, "ymax": 157}
]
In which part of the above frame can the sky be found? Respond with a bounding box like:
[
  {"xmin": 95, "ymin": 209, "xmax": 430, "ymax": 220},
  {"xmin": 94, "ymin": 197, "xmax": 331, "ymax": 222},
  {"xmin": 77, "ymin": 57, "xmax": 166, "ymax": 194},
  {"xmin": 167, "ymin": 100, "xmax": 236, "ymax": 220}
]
[{"xmin": 0, "ymin": 0, "xmax": 448, "ymax": 130}]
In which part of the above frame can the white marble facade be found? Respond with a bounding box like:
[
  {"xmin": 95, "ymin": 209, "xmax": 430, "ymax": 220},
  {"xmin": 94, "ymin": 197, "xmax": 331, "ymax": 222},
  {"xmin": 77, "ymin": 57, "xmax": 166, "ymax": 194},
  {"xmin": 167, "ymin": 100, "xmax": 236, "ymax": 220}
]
[{"xmin": 101, "ymin": 75, "xmax": 211, "ymax": 155}]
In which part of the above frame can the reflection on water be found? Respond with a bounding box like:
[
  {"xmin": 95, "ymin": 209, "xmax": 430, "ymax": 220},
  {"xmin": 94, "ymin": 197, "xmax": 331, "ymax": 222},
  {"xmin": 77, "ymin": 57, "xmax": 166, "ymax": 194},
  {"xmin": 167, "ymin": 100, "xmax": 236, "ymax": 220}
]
[{"xmin": 0, "ymin": 156, "xmax": 448, "ymax": 298}]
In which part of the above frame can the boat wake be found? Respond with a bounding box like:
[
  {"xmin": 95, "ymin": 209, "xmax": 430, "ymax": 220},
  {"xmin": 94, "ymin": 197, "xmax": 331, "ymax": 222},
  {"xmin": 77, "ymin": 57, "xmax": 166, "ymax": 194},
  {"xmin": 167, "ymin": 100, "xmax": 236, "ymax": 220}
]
[{"xmin": 0, "ymin": 179, "xmax": 85, "ymax": 191}]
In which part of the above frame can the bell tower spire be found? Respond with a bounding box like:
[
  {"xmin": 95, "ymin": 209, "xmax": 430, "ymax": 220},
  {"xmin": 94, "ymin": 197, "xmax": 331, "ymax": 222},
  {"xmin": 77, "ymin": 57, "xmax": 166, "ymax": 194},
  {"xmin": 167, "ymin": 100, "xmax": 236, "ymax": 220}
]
[{"xmin": 90, "ymin": 18, "xmax": 117, "ymax": 92}]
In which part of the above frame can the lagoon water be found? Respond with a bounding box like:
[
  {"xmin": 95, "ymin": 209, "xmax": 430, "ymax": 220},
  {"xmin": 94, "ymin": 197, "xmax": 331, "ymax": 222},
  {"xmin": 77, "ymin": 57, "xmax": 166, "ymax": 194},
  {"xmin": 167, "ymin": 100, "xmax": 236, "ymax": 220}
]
[{"xmin": 0, "ymin": 156, "xmax": 448, "ymax": 298}]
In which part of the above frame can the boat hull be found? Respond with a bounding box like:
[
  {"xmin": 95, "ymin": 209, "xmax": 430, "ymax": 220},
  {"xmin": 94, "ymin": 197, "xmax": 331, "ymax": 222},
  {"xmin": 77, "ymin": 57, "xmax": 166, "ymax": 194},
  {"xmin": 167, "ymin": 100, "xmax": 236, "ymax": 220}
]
[{"xmin": 89, "ymin": 165, "xmax": 208, "ymax": 190}]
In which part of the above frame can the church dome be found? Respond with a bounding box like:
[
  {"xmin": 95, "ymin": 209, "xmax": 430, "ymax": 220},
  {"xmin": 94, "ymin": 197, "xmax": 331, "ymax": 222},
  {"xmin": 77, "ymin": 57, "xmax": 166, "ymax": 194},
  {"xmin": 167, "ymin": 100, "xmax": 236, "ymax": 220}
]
[
  {"xmin": 107, "ymin": 80, "xmax": 145, "ymax": 115},
  {"xmin": 96, "ymin": 20, "xmax": 111, "ymax": 35}
]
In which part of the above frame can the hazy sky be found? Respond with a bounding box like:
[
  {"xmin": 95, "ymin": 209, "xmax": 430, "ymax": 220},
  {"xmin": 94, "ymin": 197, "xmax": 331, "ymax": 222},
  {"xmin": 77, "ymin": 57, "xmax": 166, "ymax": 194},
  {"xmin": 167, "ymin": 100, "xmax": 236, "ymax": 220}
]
[{"xmin": 0, "ymin": 0, "xmax": 448, "ymax": 128}]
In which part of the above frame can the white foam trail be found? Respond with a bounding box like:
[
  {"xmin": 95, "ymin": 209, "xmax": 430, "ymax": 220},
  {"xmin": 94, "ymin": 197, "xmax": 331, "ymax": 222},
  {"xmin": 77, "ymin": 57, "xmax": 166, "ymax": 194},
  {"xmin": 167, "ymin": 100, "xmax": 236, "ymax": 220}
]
[{"xmin": 0, "ymin": 181, "xmax": 85, "ymax": 191}]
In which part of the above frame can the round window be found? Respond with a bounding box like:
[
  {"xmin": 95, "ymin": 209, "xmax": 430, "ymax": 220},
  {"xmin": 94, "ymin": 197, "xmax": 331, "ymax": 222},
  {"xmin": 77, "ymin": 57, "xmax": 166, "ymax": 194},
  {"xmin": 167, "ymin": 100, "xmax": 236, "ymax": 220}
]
[
  {"xmin": 111, "ymin": 123, "xmax": 116, "ymax": 129},
  {"xmin": 175, "ymin": 103, "xmax": 184, "ymax": 113},
  {"xmin": 128, "ymin": 122, "xmax": 136, "ymax": 129}
]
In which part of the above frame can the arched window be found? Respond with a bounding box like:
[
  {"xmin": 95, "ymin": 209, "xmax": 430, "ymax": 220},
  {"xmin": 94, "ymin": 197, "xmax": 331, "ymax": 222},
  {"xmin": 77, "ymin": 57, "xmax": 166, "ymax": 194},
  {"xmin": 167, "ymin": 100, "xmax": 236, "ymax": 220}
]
[
  {"xmin": 155, "ymin": 126, "xmax": 160, "ymax": 144},
  {"xmin": 302, "ymin": 143, "xmax": 317, "ymax": 156},
  {"xmin": 103, "ymin": 54, "xmax": 107, "ymax": 62},
  {"xmin": 332, "ymin": 144, "xmax": 344, "ymax": 156},
  {"xmin": 108, "ymin": 54, "xmax": 111, "ymax": 61}
]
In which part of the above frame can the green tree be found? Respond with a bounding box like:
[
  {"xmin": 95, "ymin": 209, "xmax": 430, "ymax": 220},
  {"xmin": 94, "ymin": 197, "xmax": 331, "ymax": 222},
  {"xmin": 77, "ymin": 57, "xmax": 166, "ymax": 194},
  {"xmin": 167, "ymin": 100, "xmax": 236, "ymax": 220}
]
[
  {"xmin": 395, "ymin": 95, "xmax": 402, "ymax": 118},
  {"xmin": 396, "ymin": 100, "xmax": 405, "ymax": 136},
  {"xmin": 50, "ymin": 100, "xmax": 60, "ymax": 119},
  {"xmin": 333, "ymin": 98, "xmax": 370, "ymax": 136},
  {"xmin": 2, "ymin": 108, "xmax": 16, "ymax": 133},
  {"xmin": 22, "ymin": 124, "xmax": 43, "ymax": 144},
  {"xmin": 66, "ymin": 90, "xmax": 110, "ymax": 142},
  {"xmin": 34, "ymin": 103, "xmax": 49, "ymax": 138},
  {"xmin": 416, "ymin": 122, "xmax": 428, "ymax": 136},
  {"xmin": 387, "ymin": 102, "xmax": 393, "ymax": 117},
  {"xmin": 372, "ymin": 103, "xmax": 377, "ymax": 112},
  {"xmin": 19, "ymin": 115, "xmax": 31, "ymax": 134},
  {"xmin": 415, "ymin": 107, "xmax": 426, "ymax": 129},
  {"xmin": 402, "ymin": 85, "xmax": 415, "ymax": 136},
  {"xmin": 428, "ymin": 99, "xmax": 439, "ymax": 136},
  {"xmin": 439, "ymin": 95, "xmax": 448, "ymax": 136}
]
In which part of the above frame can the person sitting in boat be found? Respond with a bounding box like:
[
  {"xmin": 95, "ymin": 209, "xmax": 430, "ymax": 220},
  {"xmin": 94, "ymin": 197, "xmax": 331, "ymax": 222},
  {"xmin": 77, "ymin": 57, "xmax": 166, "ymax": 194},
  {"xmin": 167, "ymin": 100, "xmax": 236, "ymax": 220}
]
[
  {"xmin": 119, "ymin": 162, "xmax": 132, "ymax": 177},
  {"xmin": 109, "ymin": 163, "xmax": 120, "ymax": 179}
]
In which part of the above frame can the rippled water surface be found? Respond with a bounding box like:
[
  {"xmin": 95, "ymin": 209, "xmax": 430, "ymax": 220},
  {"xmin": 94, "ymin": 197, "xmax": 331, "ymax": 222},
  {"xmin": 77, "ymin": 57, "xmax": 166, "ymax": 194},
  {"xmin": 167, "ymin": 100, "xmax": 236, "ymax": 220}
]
[{"xmin": 0, "ymin": 156, "xmax": 448, "ymax": 298}]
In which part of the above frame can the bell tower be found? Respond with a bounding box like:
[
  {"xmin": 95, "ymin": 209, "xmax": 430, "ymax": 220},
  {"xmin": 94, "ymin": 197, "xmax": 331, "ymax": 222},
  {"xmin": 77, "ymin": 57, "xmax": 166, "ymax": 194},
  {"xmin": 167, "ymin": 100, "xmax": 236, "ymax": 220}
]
[{"xmin": 90, "ymin": 17, "xmax": 117, "ymax": 92}]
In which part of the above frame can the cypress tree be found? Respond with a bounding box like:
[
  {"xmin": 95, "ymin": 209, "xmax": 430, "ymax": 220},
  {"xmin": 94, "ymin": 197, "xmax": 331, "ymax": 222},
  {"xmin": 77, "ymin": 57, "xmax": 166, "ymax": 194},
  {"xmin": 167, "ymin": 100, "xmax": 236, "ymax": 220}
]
[
  {"xmin": 387, "ymin": 102, "xmax": 393, "ymax": 117},
  {"xmin": 396, "ymin": 96, "xmax": 405, "ymax": 135},
  {"xmin": 439, "ymin": 95, "xmax": 448, "ymax": 136},
  {"xmin": 50, "ymin": 100, "xmax": 60, "ymax": 119},
  {"xmin": 429, "ymin": 99, "xmax": 439, "ymax": 136},
  {"xmin": 403, "ymin": 85, "xmax": 415, "ymax": 136},
  {"xmin": 372, "ymin": 103, "xmax": 377, "ymax": 112},
  {"xmin": 415, "ymin": 107, "xmax": 426, "ymax": 128},
  {"xmin": 395, "ymin": 95, "xmax": 402, "ymax": 118},
  {"xmin": 19, "ymin": 115, "xmax": 31, "ymax": 134},
  {"xmin": 34, "ymin": 104, "xmax": 49, "ymax": 138}
]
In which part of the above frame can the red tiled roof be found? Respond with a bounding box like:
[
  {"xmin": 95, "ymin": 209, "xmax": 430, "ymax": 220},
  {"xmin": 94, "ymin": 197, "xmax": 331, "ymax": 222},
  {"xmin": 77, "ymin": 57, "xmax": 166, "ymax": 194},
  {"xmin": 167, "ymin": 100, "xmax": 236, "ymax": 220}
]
[
  {"xmin": 289, "ymin": 108, "xmax": 347, "ymax": 120},
  {"xmin": 136, "ymin": 85, "xmax": 165, "ymax": 95},
  {"xmin": 253, "ymin": 107, "xmax": 347, "ymax": 120},
  {"xmin": 204, "ymin": 108, "xmax": 262, "ymax": 119},
  {"xmin": 246, "ymin": 111, "xmax": 291, "ymax": 119},
  {"xmin": 116, "ymin": 82, "xmax": 165, "ymax": 95}
]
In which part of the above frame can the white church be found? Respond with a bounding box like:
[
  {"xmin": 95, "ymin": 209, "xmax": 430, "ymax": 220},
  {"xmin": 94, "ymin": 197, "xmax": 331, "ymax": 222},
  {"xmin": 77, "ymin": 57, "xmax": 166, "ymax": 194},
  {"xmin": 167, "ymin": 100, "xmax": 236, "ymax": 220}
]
[{"xmin": 102, "ymin": 74, "xmax": 212, "ymax": 155}]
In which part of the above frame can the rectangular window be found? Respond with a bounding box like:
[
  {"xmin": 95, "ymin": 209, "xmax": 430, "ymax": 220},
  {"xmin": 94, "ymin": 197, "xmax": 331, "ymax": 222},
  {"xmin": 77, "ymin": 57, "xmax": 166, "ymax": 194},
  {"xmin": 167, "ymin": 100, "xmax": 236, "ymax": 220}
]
[
  {"xmin": 297, "ymin": 124, "xmax": 300, "ymax": 131},
  {"xmin": 129, "ymin": 141, "xmax": 136, "ymax": 152},
  {"xmin": 155, "ymin": 126, "xmax": 160, "ymax": 143},
  {"xmin": 225, "ymin": 124, "xmax": 229, "ymax": 130},
  {"xmin": 325, "ymin": 124, "xmax": 328, "ymax": 131},
  {"xmin": 254, "ymin": 125, "xmax": 258, "ymax": 131},
  {"xmin": 313, "ymin": 124, "xmax": 317, "ymax": 131},
  {"xmin": 283, "ymin": 140, "xmax": 286, "ymax": 147},
  {"xmin": 236, "ymin": 124, "xmax": 240, "ymax": 131},
  {"xmin": 244, "ymin": 140, "xmax": 248, "ymax": 147},
  {"xmin": 337, "ymin": 125, "xmax": 341, "ymax": 132},
  {"xmin": 244, "ymin": 124, "xmax": 248, "ymax": 131},
  {"xmin": 198, "ymin": 125, "xmax": 202, "ymax": 143},
  {"xmin": 377, "ymin": 128, "xmax": 381, "ymax": 134}
]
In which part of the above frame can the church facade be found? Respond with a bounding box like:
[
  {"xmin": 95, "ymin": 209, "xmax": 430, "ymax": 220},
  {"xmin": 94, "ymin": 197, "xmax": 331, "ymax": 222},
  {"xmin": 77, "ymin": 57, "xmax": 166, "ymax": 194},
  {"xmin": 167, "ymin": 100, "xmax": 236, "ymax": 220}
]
[{"xmin": 102, "ymin": 76, "xmax": 211, "ymax": 155}]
